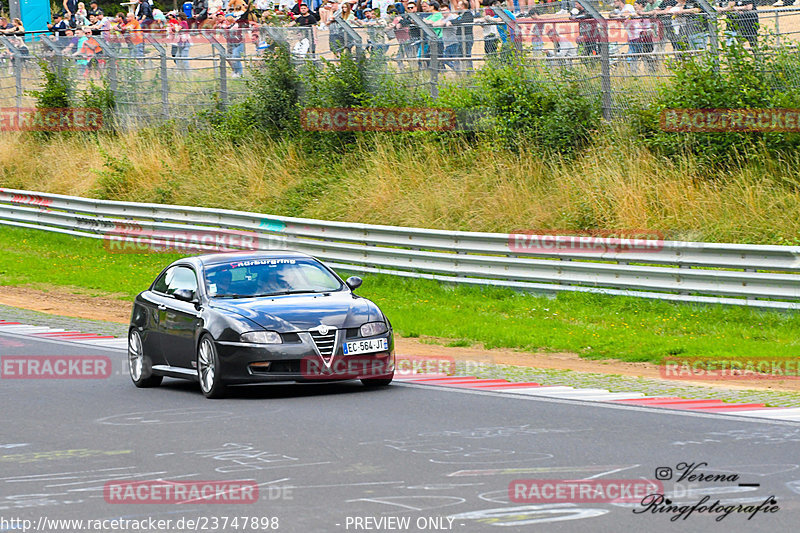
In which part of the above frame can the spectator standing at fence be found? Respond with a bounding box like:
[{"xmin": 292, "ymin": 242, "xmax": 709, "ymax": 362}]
[
  {"xmin": 123, "ymin": 12, "xmax": 145, "ymax": 56},
  {"xmin": 167, "ymin": 11, "xmax": 190, "ymax": 68},
  {"xmin": 545, "ymin": 25, "xmax": 576, "ymax": 59},
  {"xmin": 72, "ymin": 28, "xmax": 96, "ymax": 76},
  {"xmin": 358, "ymin": 7, "xmax": 389, "ymax": 55},
  {"xmin": 572, "ymin": 1, "xmax": 599, "ymax": 57},
  {"xmin": 1, "ymin": 18, "xmax": 25, "ymax": 37},
  {"xmin": 76, "ymin": 3, "xmax": 89, "ymax": 20},
  {"xmin": 48, "ymin": 14, "xmax": 70, "ymax": 36},
  {"xmin": 717, "ymin": 0, "xmax": 757, "ymax": 49},
  {"xmin": 669, "ymin": 0, "xmax": 707, "ymax": 50},
  {"xmin": 608, "ymin": 0, "xmax": 636, "ymax": 46},
  {"xmin": 452, "ymin": 0, "xmax": 475, "ymax": 66},
  {"xmin": 393, "ymin": 1, "xmax": 419, "ymax": 61},
  {"xmin": 476, "ymin": 0, "xmax": 515, "ymax": 56},
  {"xmin": 222, "ymin": 13, "xmax": 245, "ymax": 77},
  {"xmin": 289, "ymin": 3, "xmax": 319, "ymax": 53}
]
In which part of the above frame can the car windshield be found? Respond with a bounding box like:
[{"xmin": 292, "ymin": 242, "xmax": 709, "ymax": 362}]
[{"xmin": 204, "ymin": 258, "xmax": 343, "ymax": 298}]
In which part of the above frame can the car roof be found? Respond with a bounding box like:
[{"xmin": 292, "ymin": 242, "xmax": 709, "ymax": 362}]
[{"xmin": 185, "ymin": 250, "xmax": 314, "ymax": 268}]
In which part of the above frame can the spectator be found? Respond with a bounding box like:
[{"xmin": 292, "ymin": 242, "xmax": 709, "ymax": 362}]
[
  {"xmin": 63, "ymin": 0, "xmax": 78, "ymax": 18},
  {"xmin": 289, "ymin": 3, "xmax": 319, "ymax": 54},
  {"xmin": 651, "ymin": 0, "xmax": 680, "ymax": 52},
  {"xmin": 632, "ymin": 0, "xmax": 657, "ymax": 69},
  {"xmin": 60, "ymin": 28, "xmax": 80, "ymax": 54},
  {"xmin": 76, "ymin": 2, "xmax": 89, "ymax": 20},
  {"xmin": 671, "ymin": 0, "xmax": 708, "ymax": 51},
  {"xmin": 452, "ymin": 0, "xmax": 475, "ymax": 66},
  {"xmin": 136, "ymin": 0, "xmax": 155, "ymax": 29},
  {"xmin": 93, "ymin": 12, "xmax": 112, "ymax": 38},
  {"xmin": 193, "ymin": 0, "xmax": 209, "ymax": 28},
  {"xmin": 436, "ymin": 4, "xmax": 460, "ymax": 70},
  {"xmin": 73, "ymin": 27, "xmax": 102, "ymax": 77},
  {"xmin": 87, "ymin": 1, "xmax": 103, "ymax": 17},
  {"xmin": 357, "ymin": 7, "xmax": 389, "ymax": 55},
  {"xmin": 223, "ymin": 13, "xmax": 245, "ymax": 77},
  {"xmin": 572, "ymin": 1, "xmax": 599, "ymax": 57},
  {"xmin": 717, "ymin": 0, "xmax": 758, "ymax": 49},
  {"xmin": 209, "ymin": 0, "xmax": 225, "ymax": 18},
  {"xmin": 1, "ymin": 18, "xmax": 25, "ymax": 37},
  {"xmin": 545, "ymin": 25, "xmax": 577, "ymax": 59},
  {"xmin": 183, "ymin": 0, "xmax": 194, "ymax": 18},
  {"xmin": 393, "ymin": 1, "xmax": 421, "ymax": 61},
  {"xmin": 123, "ymin": 12, "xmax": 145, "ymax": 57},
  {"xmin": 477, "ymin": 0, "xmax": 516, "ymax": 54},
  {"xmin": 48, "ymin": 14, "xmax": 70, "ymax": 36}
]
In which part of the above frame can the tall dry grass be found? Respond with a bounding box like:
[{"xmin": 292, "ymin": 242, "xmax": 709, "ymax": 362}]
[{"xmin": 2, "ymin": 129, "xmax": 800, "ymax": 243}]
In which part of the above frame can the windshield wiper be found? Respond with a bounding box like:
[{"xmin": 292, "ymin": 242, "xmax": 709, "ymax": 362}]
[
  {"xmin": 252, "ymin": 289, "xmax": 331, "ymax": 297},
  {"xmin": 213, "ymin": 294, "xmax": 256, "ymax": 299}
]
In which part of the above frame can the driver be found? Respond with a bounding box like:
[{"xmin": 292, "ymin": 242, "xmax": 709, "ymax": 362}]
[
  {"xmin": 256, "ymin": 265, "xmax": 290, "ymax": 294},
  {"xmin": 210, "ymin": 269, "xmax": 232, "ymax": 296}
]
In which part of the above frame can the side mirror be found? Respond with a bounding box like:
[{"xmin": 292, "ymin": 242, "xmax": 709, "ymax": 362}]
[
  {"xmin": 173, "ymin": 288, "xmax": 196, "ymax": 302},
  {"xmin": 346, "ymin": 276, "xmax": 363, "ymax": 291}
]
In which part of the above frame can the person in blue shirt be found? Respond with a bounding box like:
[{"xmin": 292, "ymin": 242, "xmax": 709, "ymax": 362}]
[{"xmin": 183, "ymin": 0, "xmax": 194, "ymax": 18}]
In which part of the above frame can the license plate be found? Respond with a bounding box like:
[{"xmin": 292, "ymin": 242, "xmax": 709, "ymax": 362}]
[{"xmin": 343, "ymin": 338, "xmax": 389, "ymax": 355}]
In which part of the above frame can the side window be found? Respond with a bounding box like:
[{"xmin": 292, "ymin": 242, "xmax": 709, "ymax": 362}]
[
  {"xmin": 166, "ymin": 266, "xmax": 198, "ymax": 295},
  {"xmin": 152, "ymin": 267, "xmax": 173, "ymax": 294}
]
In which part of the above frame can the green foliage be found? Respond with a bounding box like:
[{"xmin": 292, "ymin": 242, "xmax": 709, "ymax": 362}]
[
  {"xmin": 629, "ymin": 39, "xmax": 800, "ymax": 166},
  {"xmin": 81, "ymin": 80, "xmax": 116, "ymax": 132},
  {"xmin": 28, "ymin": 61, "xmax": 72, "ymax": 110},
  {"xmin": 90, "ymin": 145, "xmax": 135, "ymax": 199},
  {"xmin": 439, "ymin": 56, "xmax": 601, "ymax": 154}
]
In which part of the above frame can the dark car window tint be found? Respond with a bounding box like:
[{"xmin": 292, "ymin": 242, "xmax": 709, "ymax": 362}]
[
  {"xmin": 166, "ymin": 266, "xmax": 198, "ymax": 295},
  {"xmin": 152, "ymin": 267, "xmax": 172, "ymax": 294}
]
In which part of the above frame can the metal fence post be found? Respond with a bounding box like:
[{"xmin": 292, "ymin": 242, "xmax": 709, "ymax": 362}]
[
  {"xmin": 333, "ymin": 14, "xmax": 364, "ymax": 60},
  {"xmin": 578, "ymin": 1, "xmax": 612, "ymax": 121},
  {"xmin": 95, "ymin": 36, "xmax": 119, "ymax": 95},
  {"xmin": 408, "ymin": 12, "xmax": 439, "ymax": 99},
  {"xmin": 207, "ymin": 35, "xmax": 229, "ymax": 109},
  {"xmin": 0, "ymin": 36, "xmax": 24, "ymax": 111},
  {"xmin": 697, "ymin": 0, "xmax": 719, "ymax": 63},
  {"xmin": 38, "ymin": 35, "xmax": 65, "ymax": 77},
  {"xmin": 145, "ymin": 35, "xmax": 171, "ymax": 120}
]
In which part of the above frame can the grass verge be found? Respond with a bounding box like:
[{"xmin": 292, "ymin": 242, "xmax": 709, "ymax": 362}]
[{"xmin": 1, "ymin": 226, "xmax": 798, "ymax": 364}]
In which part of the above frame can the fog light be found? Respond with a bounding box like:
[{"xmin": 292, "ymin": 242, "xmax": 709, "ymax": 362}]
[{"xmin": 250, "ymin": 362, "xmax": 272, "ymax": 370}]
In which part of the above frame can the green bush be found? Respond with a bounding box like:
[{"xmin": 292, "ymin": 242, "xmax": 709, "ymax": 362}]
[
  {"xmin": 629, "ymin": 40, "xmax": 800, "ymax": 166},
  {"xmin": 438, "ymin": 55, "xmax": 600, "ymax": 154}
]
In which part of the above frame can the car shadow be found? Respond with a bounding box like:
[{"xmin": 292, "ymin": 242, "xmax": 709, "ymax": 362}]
[{"xmin": 155, "ymin": 378, "xmax": 393, "ymax": 400}]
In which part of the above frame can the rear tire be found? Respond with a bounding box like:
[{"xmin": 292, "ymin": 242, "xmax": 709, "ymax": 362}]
[
  {"xmin": 197, "ymin": 335, "xmax": 226, "ymax": 399},
  {"xmin": 128, "ymin": 329, "xmax": 163, "ymax": 388}
]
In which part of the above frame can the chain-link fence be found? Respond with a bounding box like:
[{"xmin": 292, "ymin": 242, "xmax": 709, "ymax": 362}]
[{"xmin": 1, "ymin": 2, "xmax": 799, "ymax": 127}]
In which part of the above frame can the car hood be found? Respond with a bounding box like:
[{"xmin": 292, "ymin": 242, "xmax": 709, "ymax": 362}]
[{"xmin": 209, "ymin": 291, "xmax": 383, "ymax": 332}]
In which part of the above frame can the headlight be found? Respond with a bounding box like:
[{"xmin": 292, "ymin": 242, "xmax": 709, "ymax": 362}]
[
  {"xmin": 240, "ymin": 331, "xmax": 282, "ymax": 344},
  {"xmin": 360, "ymin": 322, "xmax": 388, "ymax": 337}
]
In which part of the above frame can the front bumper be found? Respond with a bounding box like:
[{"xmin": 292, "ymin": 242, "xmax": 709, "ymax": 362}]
[{"xmin": 214, "ymin": 333, "xmax": 394, "ymax": 384}]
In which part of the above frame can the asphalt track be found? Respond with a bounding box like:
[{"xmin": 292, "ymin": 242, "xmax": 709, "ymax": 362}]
[{"xmin": 2, "ymin": 328, "xmax": 800, "ymax": 533}]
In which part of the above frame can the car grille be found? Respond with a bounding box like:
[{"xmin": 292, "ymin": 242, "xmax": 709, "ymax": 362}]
[{"xmin": 310, "ymin": 330, "xmax": 337, "ymax": 359}]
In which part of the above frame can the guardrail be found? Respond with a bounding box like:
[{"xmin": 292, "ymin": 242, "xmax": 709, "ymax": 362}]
[{"xmin": 1, "ymin": 188, "xmax": 799, "ymax": 310}]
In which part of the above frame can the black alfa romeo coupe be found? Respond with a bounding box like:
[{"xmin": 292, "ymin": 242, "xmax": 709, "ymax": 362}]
[{"xmin": 127, "ymin": 252, "xmax": 395, "ymax": 398}]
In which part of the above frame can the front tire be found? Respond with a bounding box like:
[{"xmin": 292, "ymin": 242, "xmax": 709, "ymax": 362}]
[
  {"xmin": 128, "ymin": 329, "xmax": 163, "ymax": 388},
  {"xmin": 197, "ymin": 335, "xmax": 226, "ymax": 399}
]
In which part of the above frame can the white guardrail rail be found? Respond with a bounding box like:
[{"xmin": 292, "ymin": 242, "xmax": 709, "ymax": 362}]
[{"xmin": 1, "ymin": 188, "xmax": 800, "ymax": 310}]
